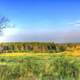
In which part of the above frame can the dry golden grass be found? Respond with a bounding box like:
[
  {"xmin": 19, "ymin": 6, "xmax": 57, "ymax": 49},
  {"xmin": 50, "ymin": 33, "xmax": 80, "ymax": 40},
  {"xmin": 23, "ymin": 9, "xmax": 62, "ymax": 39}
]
[
  {"xmin": 0, "ymin": 52, "xmax": 62, "ymax": 57},
  {"xmin": 62, "ymin": 50, "xmax": 80, "ymax": 56},
  {"xmin": 0, "ymin": 50, "xmax": 80, "ymax": 57}
]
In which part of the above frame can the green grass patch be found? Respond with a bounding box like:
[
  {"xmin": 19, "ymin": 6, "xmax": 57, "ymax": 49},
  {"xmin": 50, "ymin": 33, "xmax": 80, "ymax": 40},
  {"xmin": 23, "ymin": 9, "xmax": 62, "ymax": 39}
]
[{"xmin": 0, "ymin": 55, "xmax": 79, "ymax": 80}]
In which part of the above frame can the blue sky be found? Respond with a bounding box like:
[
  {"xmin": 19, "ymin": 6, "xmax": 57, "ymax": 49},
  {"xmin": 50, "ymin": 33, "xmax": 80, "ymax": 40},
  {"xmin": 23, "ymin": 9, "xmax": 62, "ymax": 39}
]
[{"xmin": 0, "ymin": 0, "xmax": 80, "ymax": 42}]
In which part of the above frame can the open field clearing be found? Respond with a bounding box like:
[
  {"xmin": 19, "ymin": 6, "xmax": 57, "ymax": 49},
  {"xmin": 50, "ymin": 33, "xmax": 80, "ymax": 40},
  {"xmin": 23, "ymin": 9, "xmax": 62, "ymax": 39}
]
[
  {"xmin": 0, "ymin": 52, "xmax": 79, "ymax": 80},
  {"xmin": 0, "ymin": 50, "xmax": 80, "ymax": 57},
  {"xmin": 0, "ymin": 52, "xmax": 63, "ymax": 57}
]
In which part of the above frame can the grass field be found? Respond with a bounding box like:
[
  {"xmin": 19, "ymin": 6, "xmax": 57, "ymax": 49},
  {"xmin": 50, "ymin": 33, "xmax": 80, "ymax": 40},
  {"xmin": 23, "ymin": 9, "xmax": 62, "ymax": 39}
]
[
  {"xmin": 0, "ymin": 50, "xmax": 80, "ymax": 56},
  {"xmin": 0, "ymin": 52, "xmax": 79, "ymax": 80}
]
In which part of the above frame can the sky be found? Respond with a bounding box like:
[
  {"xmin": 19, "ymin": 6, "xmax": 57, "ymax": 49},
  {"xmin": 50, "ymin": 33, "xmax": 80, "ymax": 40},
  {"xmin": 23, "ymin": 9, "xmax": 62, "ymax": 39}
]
[{"xmin": 0, "ymin": 0, "xmax": 80, "ymax": 43}]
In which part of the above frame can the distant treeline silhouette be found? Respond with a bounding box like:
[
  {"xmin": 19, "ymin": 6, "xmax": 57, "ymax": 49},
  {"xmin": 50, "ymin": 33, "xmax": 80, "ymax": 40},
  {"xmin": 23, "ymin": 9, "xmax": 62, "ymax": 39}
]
[{"xmin": 0, "ymin": 42, "xmax": 80, "ymax": 53}]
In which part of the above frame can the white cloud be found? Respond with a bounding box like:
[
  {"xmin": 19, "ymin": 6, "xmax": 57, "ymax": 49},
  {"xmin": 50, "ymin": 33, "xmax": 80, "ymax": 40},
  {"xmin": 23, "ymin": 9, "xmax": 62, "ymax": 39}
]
[{"xmin": 69, "ymin": 20, "xmax": 80, "ymax": 27}]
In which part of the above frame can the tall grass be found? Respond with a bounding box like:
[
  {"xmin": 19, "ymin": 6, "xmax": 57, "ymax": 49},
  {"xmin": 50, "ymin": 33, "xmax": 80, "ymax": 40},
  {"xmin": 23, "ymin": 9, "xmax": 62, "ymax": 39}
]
[{"xmin": 0, "ymin": 55, "xmax": 79, "ymax": 80}]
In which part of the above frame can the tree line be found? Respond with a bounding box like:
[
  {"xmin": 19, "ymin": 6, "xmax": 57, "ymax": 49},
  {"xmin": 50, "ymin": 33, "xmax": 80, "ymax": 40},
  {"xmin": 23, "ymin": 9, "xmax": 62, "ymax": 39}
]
[
  {"xmin": 0, "ymin": 42, "xmax": 79, "ymax": 53},
  {"xmin": 0, "ymin": 42, "xmax": 57, "ymax": 53}
]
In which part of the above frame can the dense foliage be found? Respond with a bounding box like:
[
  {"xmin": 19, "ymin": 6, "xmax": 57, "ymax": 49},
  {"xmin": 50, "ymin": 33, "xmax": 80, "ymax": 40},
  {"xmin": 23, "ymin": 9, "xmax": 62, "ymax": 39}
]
[
  {"xmin": 0, "ymin": 42, "xmax": 80, "ymax": 53},
  {"xmin": 0, "ymin": 42, "xmax": 58, "ymax": 53}
]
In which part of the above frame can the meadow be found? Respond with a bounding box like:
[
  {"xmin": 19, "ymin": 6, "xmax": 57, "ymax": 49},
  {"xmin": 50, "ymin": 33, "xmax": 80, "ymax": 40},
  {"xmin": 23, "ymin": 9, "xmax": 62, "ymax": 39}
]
[
  {"xmin": 0, "ymin": 42, "xmax": 79, "ymax": 80},
  {"xmin": 0, "ymin": 52, "xmax": 80, "ymax": 80}
]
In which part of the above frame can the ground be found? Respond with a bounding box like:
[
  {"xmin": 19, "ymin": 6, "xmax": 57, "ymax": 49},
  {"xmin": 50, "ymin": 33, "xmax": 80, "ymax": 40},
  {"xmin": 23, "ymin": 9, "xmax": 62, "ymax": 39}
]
[{"xmin": 0, "ymin": 51, "xmax": 79, "ymax": 80}]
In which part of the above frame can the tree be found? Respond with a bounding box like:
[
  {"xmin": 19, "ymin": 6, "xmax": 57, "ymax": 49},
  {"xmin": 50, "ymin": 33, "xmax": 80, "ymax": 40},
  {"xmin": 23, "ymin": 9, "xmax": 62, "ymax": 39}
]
[{"xmin": 0, "ymin": 16, "xmax": 9, "ymax": 34}]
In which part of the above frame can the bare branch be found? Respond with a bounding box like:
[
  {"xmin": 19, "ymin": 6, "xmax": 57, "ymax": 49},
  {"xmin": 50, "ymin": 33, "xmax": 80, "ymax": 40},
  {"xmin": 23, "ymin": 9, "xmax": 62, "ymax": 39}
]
[{"xmin": 0, "ymin": 16, "xmax": 9, "ymax": 29}]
